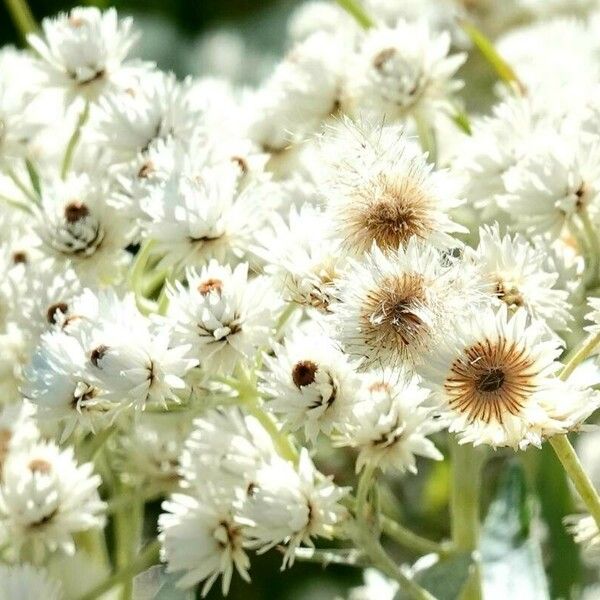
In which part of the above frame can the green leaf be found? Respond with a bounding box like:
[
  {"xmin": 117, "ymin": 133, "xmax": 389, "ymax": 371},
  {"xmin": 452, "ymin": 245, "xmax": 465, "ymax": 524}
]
[
  {"xmin": 133, "ymin": 565, "xmax": 193, "ymax": 600},
  {"xmin": 395, "ymin": 553, "xmax": 472, "ymax": 600},
  {"xmin": 460, "ymin": 20, "xmax": 525, "ymax": 94},
  {"xmin": 481, "ymin": 462, "xmax": 550, "ymax": 600}
]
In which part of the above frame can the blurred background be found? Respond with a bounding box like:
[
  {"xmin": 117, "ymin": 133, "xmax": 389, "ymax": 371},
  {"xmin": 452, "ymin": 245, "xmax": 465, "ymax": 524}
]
[{"xmin": 0, "ymin": 0, "xmax": 298, "ymax": 85}]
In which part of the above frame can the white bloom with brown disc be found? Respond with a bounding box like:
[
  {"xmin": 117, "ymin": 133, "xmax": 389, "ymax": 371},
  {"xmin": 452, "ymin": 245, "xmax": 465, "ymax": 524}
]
[
  {"xmin": 159, "ymin": 489, "xmax": 251, "ymax": 596},
  {"xmin": 321, "ymin": 118, "xmax": 465, "ymax": 255},
  {"xmin": 260, "ymin": 331, "xmax": 362, "ymax": 442},
  {"xmin": 335, "ymin": 368, "xmax": 443, "ymax": 474},
  {"xmin": 421, "ymin": 305, "xmax": 600, "ymax": 449},
  {"xmin": 236, "ymin": 449, "xmax": 348, "ymax": 568},
  {"xmin": 0, "ymin": 441, "xmax": 105, "ymax": 560},
  {"xmin": 331, "ymin": 239, "xmax": 465, "ymax": 367},
  {"xmin": 0, "ymin": 564, "xmax": 63, "ymax": 600}
]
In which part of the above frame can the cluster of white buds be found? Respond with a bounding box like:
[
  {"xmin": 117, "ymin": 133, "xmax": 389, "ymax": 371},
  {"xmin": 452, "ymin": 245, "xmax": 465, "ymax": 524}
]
[{"xmin": 3, "ymin": 1, "xmax": 600, "ymax": 599}]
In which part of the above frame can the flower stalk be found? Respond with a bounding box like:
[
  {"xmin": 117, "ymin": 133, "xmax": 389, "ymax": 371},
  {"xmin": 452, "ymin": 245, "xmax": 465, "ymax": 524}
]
[{"xmin": 4, "ymin": 0, "xmax": 37, "ymax": 41}]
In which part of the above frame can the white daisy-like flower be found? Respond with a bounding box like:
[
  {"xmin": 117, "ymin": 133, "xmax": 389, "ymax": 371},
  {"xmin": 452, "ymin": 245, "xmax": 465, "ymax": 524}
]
[
  {"xmin": 260, "ymin": 331, "xmax": 362, "ymax": 442},
  {"xmin": 0, "ymin": 564, "xmax": 63, "ymax": 600},
  {"xmin": 117, "ymin": 412, "xmax": 193, "ymax": 490},
  {"xmin": 331, "ymin": 239, "xmax": 465, "ymax": 367},
  {"xmin": 179, "ymin": 408, "xmax": 276, "ymax": 492},
  {"xmin": 159, "ymin": 490, "xmax": 251, "ymax": 596},
  {"xmin": 450, "ymin": 96, "xmax": 554, "ymax": 221},
  {"xmin": 237, "ymin": 449, "xmax": 348, "ymax": 568},
  {"xmin": 257, "ymin": 205, "xmax": 346, "ymax": 312},
  {"xmin": 142, "ymin": 163, "xmax": 275, "ymax": 270},
  {"xmin": 335, "ymin": 369, "xmax": 443, "ymax": 473},
  {"xmin": 343, "ymin": 19, "xmax": 465, "ymax": 121},
  {"xmin": 93, "ymin": 72, "xmax": 200, "ymax": 161},
  {"xmin": 466, "ymin": 225, "xmax": 571, "ymax": 332},
  {"xmin": 500, "ymin": 136, "xmax": 600, "ymax": 238},
  {"xmin": 22, "ymin": 331, "xmax": 110, "ymax": 437},
  {"xmin": 166, "ymin": 261, "xmax": 280, "ymax": 375},
  {"xmin": 246, "ymin": 31, "xmax": 348, "ymax": 152},
  {"xmin": 33, "ymin": 173, "xmax": 134, "ymax": 284},
  {"xmin": 0, "ymin": 440, "xmax": 105, "ymax": 559},
  {"xmin": 420, "ymin": 305, "xmax": 600, "ymax": 449},
  {"xmin": 27, "ymin": 7, "xmax": 143, "ymax": 102},
  {"xmin": 321, "ymin": 119, "xmax": 466, "ymax": 255}
]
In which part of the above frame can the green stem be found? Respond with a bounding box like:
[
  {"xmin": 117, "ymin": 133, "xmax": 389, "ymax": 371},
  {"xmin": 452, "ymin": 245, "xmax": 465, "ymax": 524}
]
[
  {"xmin": 113, "ymin": 483, "xmax": 143, "ymax": 600},
  {"xmin": 354, "ymin": 467, "xmax": 436, "ymax": 600},
  {"xmin": 244, "ymin": 397, "xmax": 298, "ymax": 464},
  {"xmin": 4, "ymin": 0, "xmax": 37, "ymax": 41},
  {"xmin": 335, "ymin": 0, "xmax": 374, "ymax": 28},
  {"xmin": 460, "ymin": 20, "xmax": 525, "ymax": 95},
  {"xmin": 275, "ymin": 302, "xmax": 298, "ymax": 336},
  {"xmin": 550, "ymin": 435, "xmax": 600, "ymax": 530},
  {"xmin": 560, "ymin": 332, "xmax": 600, "ymax": 381},
  {"xmin": 79, "ymin": 427, "xmax": 116, "ymax": 463},
  {"xmin": 450, "ymin": 440, "xmax": 484, "ymax": 600},
  {"xmin": 74, "ymin": 529, "xmax": 111, "ymax": 574},
  {"xmin": 6, "ymin": 166, "xmax": 37, "ymax": 204},
  {"xmin": 61, "ymin": 102, "xmax": 90, "ymax": 179},
  {"xmin": 77, "ymin": 539, "xmax": 160, "ymax": 600},
  {"xmin": 381, "ymin": 515, "xmax": 451, "ymax": 556}
]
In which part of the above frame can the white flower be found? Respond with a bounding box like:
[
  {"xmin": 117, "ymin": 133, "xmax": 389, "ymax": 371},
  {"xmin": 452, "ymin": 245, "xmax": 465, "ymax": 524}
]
[
  {"xmin": 28, "ymin": 7, "xmax": 143, "ymax": 101},
  {"xmin": 0, "ymin": 564, "xmax": 63, "ymax": 600},
  {"xmin": 0, "ymin": 441, "xmax": 105, "ymax": 559},
  {"xmin": 500, "ymin": 136, "xmax": 600, "ymax": 238},
  {"xmin": 420, "ymin": 305, "xmax": 600, "ymax": 449},
  {"xmin": 159, "ymin": 491, "xmax": 251, "ymax": 596},
  {"xmin": 142, "ymin": 163, "xmax": 274, "ymax": 270},
  {"xmin": 257, "ymin": 205, "xmax": 346, "ymax": 312},
  {"xmin": 179, "ymin": 408, "xmax": 276, "ymax": 491},
  {"xmin": 93, "ymin": 72, "xmax": 201, "ymax": 161},
  {"xmin": 331, "ymin": 240, "xmax": 466, "ymax": 367},
  {"xmin": 466, "ymin": 225, "xmax": 571, "ymax": 332},
  {"xmin": 343, "ymin": 19, "xmax": 465, "ymax": 120},
  {"xmin": 450, "ymin": 96, "xmax": 556, "ymax": 221},
  {"xmin": 84, "ymin": 321, "xmax": 196, "ymax": 410},
  {"xmin": 118, "ymin": 412, "xmax": 193, "ymax": 491},
  {"xmin": 321, "ymin": 118, "xmax": 465, "ymax": 254},
  {"xmin": 246, "ymin": 31, "xmax": 348, "ymax": 152},
  {"xmin": 260, "ymin": 331, "xmax": 362, "ymax": 441},
  {"xmin": 335, "ymin": 369, "xmax": 443, "ymax": 473},
  {"xmin": 33, "ymin": 173, "xmax": 134, "ymax": 284},
  {"xmin": 22, "ymin": 330, "xmax": 110, "ymax": 437},
  {"xmin": 0, "ymin": 81, "xmax": 38, "ymax": 162},
  {"xmin": 586, "ymin": 297, "xmax": 600, "ymax": 334},
  {"xmin": 166, "ymin": 261, "xmax": 280, "ymax": 375},
  {"xmin": 237, "ymin": 449, "xmax": 348, "ymax": 568}
]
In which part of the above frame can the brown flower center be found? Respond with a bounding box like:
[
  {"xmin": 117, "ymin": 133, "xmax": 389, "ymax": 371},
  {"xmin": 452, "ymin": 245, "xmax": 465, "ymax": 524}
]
[
  {"xmin": 292, "ymin": 360, "xmax": 318, "ymax": 388},
  {"xmin": 64, "ymin": 201, "xmax": 90, "ymax": 223},
  {"xmin": 445, "ymin": 339, "xmax": 538, "ymax": 424},
  {"xmin": 347, "ymin": 174, "xmax": 434, "ymax": 253},
  {"xmin": 47, "ymin": 301, "xmax": 69, "ymax": 324},
  {"xmin": 198, "ymin": 278, "xmax": 224, "ymax": 295},
  {"xmin": 90, "ymin": 345, "xmax": 109, "ymax": 367},
  {"xmin": 28, "ymin": 459, "xmax": 52, "ymax": 475}
]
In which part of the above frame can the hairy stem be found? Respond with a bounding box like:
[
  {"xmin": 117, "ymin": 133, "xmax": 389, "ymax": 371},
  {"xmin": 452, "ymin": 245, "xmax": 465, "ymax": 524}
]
[
  {"xmin": 381, "ymin": 515, "xmax": 451, "ymax": 556},
  {"xmin": 450, "ymin": 441, "xmax": 484, "ymax": 600},
  {"xmin": 355, "ymin": 467, "xmax": 436, "ymax": 600},
  {"xmin": 62, "ymin": 102, "xmax": 90, "ymax": 179},
  {"xmin": 560, "ymin": 332, "xmax": 600, "ymax": 381},
  {"xmin": 78, "ymin": 539, "xmax": 160, "ymax": 600},
  {"xmin": 551, "ymin": 435, "xmax": 600, "ymax": 530}
]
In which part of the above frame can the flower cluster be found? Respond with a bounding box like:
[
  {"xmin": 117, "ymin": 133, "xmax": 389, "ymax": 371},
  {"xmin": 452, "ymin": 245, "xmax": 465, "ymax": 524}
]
[{"xmin": 2, "ymin": 1, "xmax": 600, "ymax": 598}]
